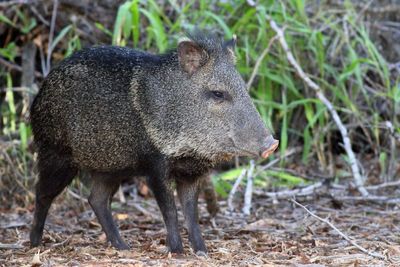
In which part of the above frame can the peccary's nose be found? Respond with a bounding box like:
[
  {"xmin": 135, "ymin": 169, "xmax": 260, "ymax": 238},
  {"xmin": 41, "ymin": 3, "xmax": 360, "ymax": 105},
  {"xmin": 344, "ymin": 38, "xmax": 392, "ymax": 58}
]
[{"xmin": 260, "ymin": 136, "xmax": 279, "ymax": 159}]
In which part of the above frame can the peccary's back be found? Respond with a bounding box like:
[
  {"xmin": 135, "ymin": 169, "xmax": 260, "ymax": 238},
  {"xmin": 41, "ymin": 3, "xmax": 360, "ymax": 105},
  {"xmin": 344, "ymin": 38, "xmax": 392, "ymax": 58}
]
[{"xmin": 31, "ymin": 46, "xmax": 157, "ymax": 171}]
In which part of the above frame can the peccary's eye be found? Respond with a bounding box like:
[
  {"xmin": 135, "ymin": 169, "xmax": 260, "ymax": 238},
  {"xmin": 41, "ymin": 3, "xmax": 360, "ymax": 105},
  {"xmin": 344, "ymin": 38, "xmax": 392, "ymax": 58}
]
[{"xmin": 211, "ymin": 91, "xmax": 225, "ymax": 100}]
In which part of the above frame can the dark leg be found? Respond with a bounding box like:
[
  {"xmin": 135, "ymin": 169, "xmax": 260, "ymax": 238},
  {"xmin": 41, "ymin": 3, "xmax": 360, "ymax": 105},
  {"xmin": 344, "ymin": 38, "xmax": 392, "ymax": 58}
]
[
  {"xmin": 202, "ymin": 174, "xmax": 219, "ymax": 217},
  {"xmin": 177, "ymin": 177, "xmax": 207, "ymax": 254},
  {"xmin": 88, "ymin": 173, "xmax": 128, "ymax": 250},
  {"xmin": 147, "ymin": 175, "xmax": 183, "ymax": 253},
  {"xmin": 30, "ymin": 150, "xmax": 77, "ymax": 247}
]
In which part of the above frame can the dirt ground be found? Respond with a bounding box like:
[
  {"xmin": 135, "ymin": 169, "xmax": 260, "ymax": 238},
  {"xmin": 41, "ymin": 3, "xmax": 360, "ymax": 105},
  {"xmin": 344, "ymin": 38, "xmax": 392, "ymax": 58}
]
[{"xmin": 1, "ymin": 189, "xmax": 399, "ymax": 267}]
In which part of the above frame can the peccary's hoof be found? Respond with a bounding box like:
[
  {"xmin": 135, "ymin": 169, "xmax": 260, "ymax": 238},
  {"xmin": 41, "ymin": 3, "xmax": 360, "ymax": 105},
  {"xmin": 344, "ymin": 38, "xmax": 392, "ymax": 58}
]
[
  {"xmin": 168, "ymin": 244, "xmax": 184, "ymax": 254},
  {"xmin": 30, "ymin": 242, "xmax": 40, "ymax": 248},
  {"xmin": 195, "ymin": 250, "xmax": 208, "ymax": 258},
  {"xmin": 112, "ymin": 241, "xmax": 130, "ymax": 250}
]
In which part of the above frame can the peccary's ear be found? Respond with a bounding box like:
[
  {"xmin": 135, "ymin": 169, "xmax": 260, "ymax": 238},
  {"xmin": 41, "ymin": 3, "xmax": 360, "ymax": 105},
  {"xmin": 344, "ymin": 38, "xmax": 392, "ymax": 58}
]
[
  {"xmin": 178, "ymin": 41, "xmax": 209, "ymax": 75},
  {"xmin": 224, "ymin": 34, "xmax": 237, "ymax": 50},
  {"xmin": 224, "ymin": 34, "xmax": 237, "ymax": 63}
]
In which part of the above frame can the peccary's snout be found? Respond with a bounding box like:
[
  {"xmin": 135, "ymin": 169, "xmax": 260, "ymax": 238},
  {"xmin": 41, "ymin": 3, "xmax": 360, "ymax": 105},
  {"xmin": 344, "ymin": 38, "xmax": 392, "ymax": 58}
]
[
  {"xmin": 232, "ymin": 108, "xmax": 279, "ymax": 159},
  {"xmin": 260, "ymin": 136, "xmax": 279, "ymax": 159}
]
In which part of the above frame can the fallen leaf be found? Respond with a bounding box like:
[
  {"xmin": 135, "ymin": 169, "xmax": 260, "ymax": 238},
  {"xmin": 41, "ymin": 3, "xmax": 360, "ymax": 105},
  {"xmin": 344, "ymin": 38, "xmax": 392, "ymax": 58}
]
[
  {"xmin": 116, "ymin": 213, "xmax": 129, "ymax": 220},
  {"xmin": 31, "ymin": 250, "xmax": 42, "ymax": 267}
]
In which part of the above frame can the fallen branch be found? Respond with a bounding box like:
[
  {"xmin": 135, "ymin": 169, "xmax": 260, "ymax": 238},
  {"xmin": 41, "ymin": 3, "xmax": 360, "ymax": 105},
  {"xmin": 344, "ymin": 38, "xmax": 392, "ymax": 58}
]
[
  {"xmin": 264, "ymin": 181, "xmax": 324, "ymax": 200},
  {"xmin": 0, "ymin": 242, "xmax": 24, "ymax": 249},
  {"xmin": 384, "ymin": 121, "xmax": 399, "ymax": 180},
  {"xmin": 337, "ymin": 196, "xmax": 400, "ymax": 204},
  {"xmin": 0, "ymin": 57, "xmax": 43, "ymax": 78},
  {"xmin": 269, "ymin": 19, "xmax": 369, "ymax": 197},
  {"xmin": 291, "ymin": 199, "xmax": 385, "ymax": 260},
  {"xmin": 117, "ymin": 186, "xmax": 126, "ymax": 204},
  {"xmin": 255, "ymin": 146, "xmax": 301, "ymax": 176},
  {"xmin": 228, "ymin": 169, "xmax": 247, "ymax": 212},
  {"xmin": 126, "ymin": 200, "xmax": 160, "ymax": 220},
  {"xmin": 67, "ymin": 189, "xmax": 87, "ymax": 203},
  {"xmin": 0, "ymin": 0, "xmax": 30, "ymax": 7},
  {"xmin": 242, "ymin": 160, "xmax": 255, "ymax": 216},
  {"xmin": 365, "ymin": 180, "xmax": 400, "ymax": 190}
]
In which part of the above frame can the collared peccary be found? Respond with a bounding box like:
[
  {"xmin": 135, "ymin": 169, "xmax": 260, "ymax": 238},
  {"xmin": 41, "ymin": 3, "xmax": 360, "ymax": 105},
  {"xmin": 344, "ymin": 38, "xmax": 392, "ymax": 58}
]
[{"xmin": 29, "ymin": 31, "xmax": 279, "ymax": 254}]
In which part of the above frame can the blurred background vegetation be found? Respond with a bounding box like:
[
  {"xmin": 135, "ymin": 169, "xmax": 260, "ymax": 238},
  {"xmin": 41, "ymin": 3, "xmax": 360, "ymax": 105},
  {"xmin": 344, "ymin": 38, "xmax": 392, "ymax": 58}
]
[{"xmin": 0, "ymin": 0, "xmax": 399, "ymax": 207}]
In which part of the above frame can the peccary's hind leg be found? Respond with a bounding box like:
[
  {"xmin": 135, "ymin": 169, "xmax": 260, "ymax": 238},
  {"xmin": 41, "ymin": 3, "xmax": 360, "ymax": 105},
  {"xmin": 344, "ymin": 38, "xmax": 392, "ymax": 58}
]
[
  {"xmin": 88, "ymin": 173, "xmax": 128, "ymax": 250},
  {"xmin": 30, "ymin": 150, "xmax": 77, "ymax": 247},
  {"xmin": 177, "ymin": 177, "xmax": 207, "ymax": 254}
]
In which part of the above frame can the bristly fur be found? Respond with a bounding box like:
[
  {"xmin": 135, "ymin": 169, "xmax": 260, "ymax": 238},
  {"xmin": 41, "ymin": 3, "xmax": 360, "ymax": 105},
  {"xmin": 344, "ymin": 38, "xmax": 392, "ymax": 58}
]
[
  {"xmin": 187, "ymin": 30, "xmax": 223, "ymax": 53},
  {"xmin": 29, "ymin": 29, "xmax": 271, "ymax": 254},
  {"xmin": 186, "ymin": 29, "xmax": 235, "ymax": 59}
]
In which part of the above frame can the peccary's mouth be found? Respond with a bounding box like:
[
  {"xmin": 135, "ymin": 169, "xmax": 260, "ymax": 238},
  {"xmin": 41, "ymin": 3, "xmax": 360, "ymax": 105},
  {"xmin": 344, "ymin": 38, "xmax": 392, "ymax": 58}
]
[
  {"xmin": 228, "ymin": 137, "xmax": 279, "ymax": 159},
  {"xmin": 260, "ymin": 140, "xmax": 279, "ymax": 159},
  {"xmin": 228, "ymin": 137, "xmax": 260, "ymax": 158}
]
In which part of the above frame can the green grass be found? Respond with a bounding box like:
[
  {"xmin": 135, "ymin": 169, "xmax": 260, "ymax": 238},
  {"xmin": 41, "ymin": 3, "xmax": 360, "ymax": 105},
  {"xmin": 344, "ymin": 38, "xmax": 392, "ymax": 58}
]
[{"xmin": 0, "ymin": 0, "xmax": 398, "ymax": 200}]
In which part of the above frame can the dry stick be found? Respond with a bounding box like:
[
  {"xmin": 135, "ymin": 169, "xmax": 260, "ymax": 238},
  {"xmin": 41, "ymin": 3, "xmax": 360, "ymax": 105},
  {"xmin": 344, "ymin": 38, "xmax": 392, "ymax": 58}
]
[
  {"xmin": 242, "ymin": 160, "xmax": 255, "ymax": 216},
  {"xmin": 264, "ymin": 181, "xmax": 324, "ymax": 200},
  {"xmin": 0, "ymin": 243, "xmax": 24, "ymax": 249},
  {"xmin": 291, "ymin": 199, "xmax": 385, "ymax": 260},
  {"xmin": 0, "ymin": 0, "xmax": 30, "ymax": 7},
  {"xmin": 255, "ymin": 146, "xmax": 301, "ymax": 176},
  {"xmin": 227, "ymin": 168, "xmax": 247, "ymax": 212},
  {"xmin": 385, "ymin": 121, "xmax": 400, "ymax": 143},
  {"xmin": 366, "ymin": 180, "xmax": 400, "ymax": 190},
  {"xmin": 126, "ymin": 200, "xmax": 159, "ymax": 220},
  {"xmin": 384, "ymin": 121, "xmax": 398, "ymax": 181},
  {"xmin": 246, "ymin": 35, "xmax": 279, "ymax": 90},
  {"xmin": 338, "ymin": 196, "xmax": 400, "ymax": 204},
  {"xmin": 45, "ymin": 0, "xmax": 59, "ymax": 76},
  {"xmin": 30, "ymin": 5, "xmax": 50, "ymax": 26},
  {"xmin": 67, "ymin": 189, "xmax": 88, "ymax": 203},
  {"xmin": 117, "ymin": 186, "xmax": 126, "ymax": 204},
  {"xmin": 269, "ymin": 19, "xmax": 369, "ymax": 197},
  {"xmin": 0, "ymin": 57, "xmax": 43, "ymax": 78}
]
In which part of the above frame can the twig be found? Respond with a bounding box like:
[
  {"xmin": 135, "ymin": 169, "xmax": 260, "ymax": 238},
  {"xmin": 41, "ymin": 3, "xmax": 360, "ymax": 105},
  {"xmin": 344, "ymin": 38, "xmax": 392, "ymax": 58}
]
[
  {"xmin": 291, "ymin": 199, "xmax": 385, "ymax": 260},
  {"xmin": 117, "ymin": 186, "xmax": 126, "ymax": 204},
  {"xmin": 337, "ymin": 196, "xmax": 400, "ymax": 204},
  {"xmin": 0, "ymin": 86, "xmax": 37, "ymax": 94},
  {"xmin": 388, "ymin": 61, "xmax": 400, "ymax": 71},
  {"xmin": 0, "ymin": 243, "xmax": 24, "ymax": 249},
  {"xmin": 264, "ymin": 182, "xmax": 324, "ymax": 200},
  {"xmin": 0, "ymin": 57, "xmax": 43, "ymax": 78},
  {"xmin": 67, "ymin": 189, "xmax": 88, "ymax": 203},
  {"xmin": 384, "ymin": 121, "xmax": 400, "ymax": 141},
  {"xmin": 45, "ymin": 0, "xmax": 59, "ymax": 76},
  {"xmin": 269, "ymin": 19, "xmax": 369, "ymax": 197},
  {"xmin": 246, "ymin": 35, "xmax": 279, "ymax": 90},
  {"xmin": 30, "ymin": 5, "xmax": 50, "ymax": 26},
  {"xmin": 0, "ymin": 0, "xmax": 30, "ymax": 7},
  {"xmin": 242, "ymin": 160, "xmax": 255, "ymax": 216},
  {"xmin": 227, "ymin": 169, "xmax": 247, "ymax": 212},
  {"xmin": 50, "ymin": 236, "xmax": 72, "ymax": 248},
  {"xmin": 0, "ymin": 221, "xmax": 27, "ymax": 229},
  {"xmin": 383, "ymin": 121, "xmax": 398, "ymax": 181},
  {"xmin": 126, "ymin": 200, "xmax": 160, "ymax": 220},
  {"xmin": 366, "ymin": 180, "xmax": 400, "ymax": 190},
  {"xmin": 255, "ymin": 146, "xmax": 301, "ymax": 176}
]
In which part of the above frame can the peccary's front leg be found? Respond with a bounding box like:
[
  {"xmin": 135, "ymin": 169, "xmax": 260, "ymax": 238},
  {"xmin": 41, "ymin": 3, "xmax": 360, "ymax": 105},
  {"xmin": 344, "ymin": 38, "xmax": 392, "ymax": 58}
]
[
  {"xmin": 88, "ymin": 174, "xmax": 129, "ymax": 250},
  {"xmin": 177, "ymin": 177, "xmax": 207, "ymax": 254},
  {"xmin": 147, "ymin": 175, "xmax": 183, "ymax": 253}
]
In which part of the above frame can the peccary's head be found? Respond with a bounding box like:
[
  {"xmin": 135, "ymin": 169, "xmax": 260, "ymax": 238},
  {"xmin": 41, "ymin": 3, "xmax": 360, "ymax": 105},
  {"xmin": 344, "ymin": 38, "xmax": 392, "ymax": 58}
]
[{"xmin": 137, "ymin": 31, "xmax": 278, "ymax": 162}]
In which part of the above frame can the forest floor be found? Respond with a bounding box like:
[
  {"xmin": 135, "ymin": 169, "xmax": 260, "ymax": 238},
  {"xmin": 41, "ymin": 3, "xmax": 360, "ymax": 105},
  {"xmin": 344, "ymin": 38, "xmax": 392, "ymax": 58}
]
[{"xmin": 1, "ymin": 190, "xmax": 399, "ymax": 267}]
